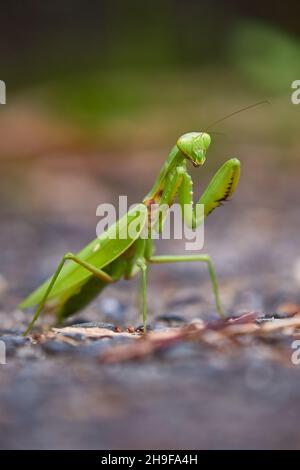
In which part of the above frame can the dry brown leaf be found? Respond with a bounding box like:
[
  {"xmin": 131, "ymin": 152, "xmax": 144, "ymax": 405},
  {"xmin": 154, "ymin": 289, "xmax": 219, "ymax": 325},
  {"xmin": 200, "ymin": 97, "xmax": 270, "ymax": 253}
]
[
  {"xmin": 53, "ymin": 326, "xmax": 137, "ymax": 340},
  {"xmin": 204, "ymin": 312, "xmax": 259, "ymax": 331},
  {"xmin": 259, "ymin": 317, "xmax": 300, "ymax": 333},
  {"xmin": 226, "ymin": 312, "xmax": 260, "ymax": 325},
  {"xmin": 219, "ymin": 323, "xmax": 260, "ymax": 337}
]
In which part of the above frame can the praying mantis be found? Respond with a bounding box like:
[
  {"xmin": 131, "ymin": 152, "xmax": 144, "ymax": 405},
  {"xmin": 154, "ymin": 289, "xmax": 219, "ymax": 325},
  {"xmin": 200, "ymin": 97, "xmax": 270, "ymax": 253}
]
[{"xmin": 20, "ymin": 131, "xmax": 240, "ymax": 335}]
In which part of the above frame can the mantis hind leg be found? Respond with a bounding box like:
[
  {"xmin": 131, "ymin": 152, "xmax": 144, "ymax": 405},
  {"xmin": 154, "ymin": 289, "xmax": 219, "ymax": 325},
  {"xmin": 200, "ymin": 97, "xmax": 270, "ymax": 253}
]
[
  {"xmin": 148, "ymin": 254, "xmax": 224, "ymax": 318},
  {"xmin": 23, "ymin": 252, "xmax": 114, "ymax": 336}
]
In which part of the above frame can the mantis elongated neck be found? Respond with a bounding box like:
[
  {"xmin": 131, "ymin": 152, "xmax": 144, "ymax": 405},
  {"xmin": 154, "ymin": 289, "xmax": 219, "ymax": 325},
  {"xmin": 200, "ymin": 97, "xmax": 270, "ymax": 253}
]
[{"xmin": 143, "ymin": 146, "xmax": 185, "ymax": 206}]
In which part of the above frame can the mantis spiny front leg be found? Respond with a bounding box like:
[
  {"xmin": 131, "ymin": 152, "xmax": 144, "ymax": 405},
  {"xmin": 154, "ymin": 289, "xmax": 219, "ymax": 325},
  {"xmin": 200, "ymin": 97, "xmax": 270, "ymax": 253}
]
[{"xmin": 178, "ymin": 158, "xmax": 240, "ymax": 228}]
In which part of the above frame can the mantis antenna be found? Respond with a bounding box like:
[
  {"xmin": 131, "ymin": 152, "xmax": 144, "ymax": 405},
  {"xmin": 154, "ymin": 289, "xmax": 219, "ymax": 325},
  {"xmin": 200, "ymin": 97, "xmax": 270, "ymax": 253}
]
[{"xmin": 205, "ymin": 100, "xmax": 270, "ymax": 131}]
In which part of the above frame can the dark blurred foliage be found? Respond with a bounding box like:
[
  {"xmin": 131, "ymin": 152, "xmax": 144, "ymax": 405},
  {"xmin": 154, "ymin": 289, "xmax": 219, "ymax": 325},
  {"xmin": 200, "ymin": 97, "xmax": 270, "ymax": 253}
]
[
  {"xmin": 0, "ymin": 1, "xmax": 299, "ymax": 165},
  {"xmin": 1, "ymin": 0, "xmax": 299, "ymax": 88}
]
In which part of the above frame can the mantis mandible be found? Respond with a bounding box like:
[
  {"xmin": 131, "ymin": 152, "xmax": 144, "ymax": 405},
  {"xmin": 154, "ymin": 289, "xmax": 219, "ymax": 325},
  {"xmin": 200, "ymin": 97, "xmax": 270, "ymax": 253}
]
[{"xmin": 21, "ymin": 132, "xmax": 240, "ymax": 335}]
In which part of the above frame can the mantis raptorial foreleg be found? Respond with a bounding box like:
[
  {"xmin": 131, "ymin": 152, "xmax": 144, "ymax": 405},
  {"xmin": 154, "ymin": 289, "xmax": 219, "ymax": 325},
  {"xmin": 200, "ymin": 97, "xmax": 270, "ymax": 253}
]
[
  {"xmin": 178, "ymin": 158, "xmax": 240, "ymax": 229},
  {"xmin": 23, "ymin": 253, "xmax": 114, "ymax": 335},
  {"xmin": 148, "ymin": 254, "xmax": 224, "ymax": 318}
]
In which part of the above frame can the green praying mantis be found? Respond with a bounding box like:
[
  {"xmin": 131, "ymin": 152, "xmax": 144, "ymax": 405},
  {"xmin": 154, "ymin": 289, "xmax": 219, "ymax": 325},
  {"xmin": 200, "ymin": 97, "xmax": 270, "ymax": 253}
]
[{"xmin": 21, "ymin": 131, "xmax": 240, "ymax": 335}]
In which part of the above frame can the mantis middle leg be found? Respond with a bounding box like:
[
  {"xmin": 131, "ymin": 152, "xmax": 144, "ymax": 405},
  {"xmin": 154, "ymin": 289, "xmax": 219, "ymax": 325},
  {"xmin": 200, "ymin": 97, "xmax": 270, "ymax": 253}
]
[
  {"xmin": 136, "ymin": 259, "xmax": 148, "ymax": 332},
  {"xmin": 148, "ymin": 254, "xmax": 224, "ymax": 318}
]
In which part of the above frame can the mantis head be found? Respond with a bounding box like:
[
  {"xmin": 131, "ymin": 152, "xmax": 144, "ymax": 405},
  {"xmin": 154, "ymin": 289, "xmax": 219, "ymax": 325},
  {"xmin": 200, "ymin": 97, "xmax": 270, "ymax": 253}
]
[{"xmin": 177, "ymin": 132, "xmax": 211, "ymax": 167}]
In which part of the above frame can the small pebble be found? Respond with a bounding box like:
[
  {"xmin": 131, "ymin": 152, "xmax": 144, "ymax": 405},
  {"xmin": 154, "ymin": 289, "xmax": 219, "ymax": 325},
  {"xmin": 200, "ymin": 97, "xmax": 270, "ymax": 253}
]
[
  {"xmin": 41, "ymin": 340, "xmax": 76, "ymax": 355},
  {"xmin": 77, "ymin": 338, "xmax": 113, "ymax": 357},
  {"xmin": 59, "ymin": 331, "xmax": 85, "ymax": 341},
  {"xmin": 0, "ymin": 328, "xmax": 24, "ymax": 335},
  {"xmin": 151, "ymin": 323, "xmax": 169, "ymax": 331},
  {"xmin": 135, "ymin": 324, "xmax": 154, "ymax": 333},
  {"xmin": 189, "ymin": 318, "xmax": 204, "ymax": 327},
  {"xmin": 156, "ymin": 313, "xmax": 187, "ymax": 324},
  {"xmin": 256, "ymin": 316, "xmax": 275, "ymax": 325},
  {"xmin": 0, "ymin": 335, "xmax": 28, "ymax": 356},
  {"xmin": 0, "ymin": 335, "xmax": 27, "ymax": 347},
  {"xmin": 159, "ymin": 342, "xmax": 199, "ymax": 360},
  {"xmin": 264, "ymin": 313, "xmax": 292, "ymax": 320}
]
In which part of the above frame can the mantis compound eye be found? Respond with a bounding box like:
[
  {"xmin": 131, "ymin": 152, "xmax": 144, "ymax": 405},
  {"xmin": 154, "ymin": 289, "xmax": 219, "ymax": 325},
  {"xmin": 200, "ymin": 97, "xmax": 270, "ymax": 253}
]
[{"xmin": 199, "ymin": 132, "xmax": 211, "ymax": 150}]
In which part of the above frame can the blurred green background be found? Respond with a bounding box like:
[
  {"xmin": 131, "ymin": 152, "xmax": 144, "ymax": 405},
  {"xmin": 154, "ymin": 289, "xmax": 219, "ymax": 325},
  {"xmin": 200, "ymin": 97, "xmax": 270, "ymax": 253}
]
[{"xmin": 1, "ymin": 0, "xmax": 300, "ymax": 155}]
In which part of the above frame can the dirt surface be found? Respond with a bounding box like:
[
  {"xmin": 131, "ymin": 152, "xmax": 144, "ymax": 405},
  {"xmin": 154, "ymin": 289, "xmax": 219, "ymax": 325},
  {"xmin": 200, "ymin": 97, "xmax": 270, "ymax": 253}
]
[{"xmin": 1, "ymin": 149, "xmax": 300, "ymax": 449}]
